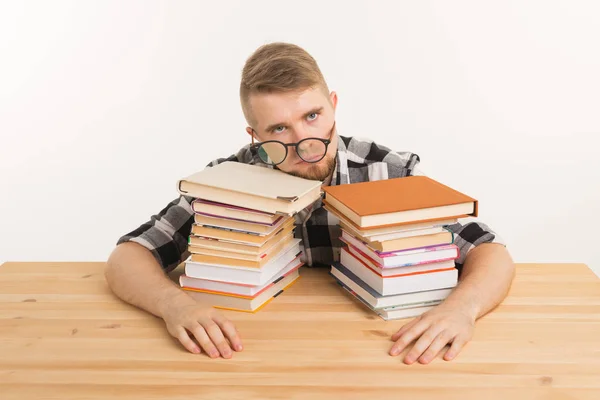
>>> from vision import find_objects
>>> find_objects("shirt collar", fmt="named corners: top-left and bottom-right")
top-left (330, 134), bottom-right (350, 187)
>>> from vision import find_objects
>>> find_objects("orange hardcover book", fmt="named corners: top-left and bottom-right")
top-left (323, 176), bottom-right (477, 228)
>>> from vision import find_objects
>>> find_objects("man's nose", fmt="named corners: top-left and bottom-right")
top-left (291, 124), bottom-right (311, 142)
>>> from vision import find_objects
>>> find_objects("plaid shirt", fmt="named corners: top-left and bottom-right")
top-left (117, 135), bottom-right (505, 274)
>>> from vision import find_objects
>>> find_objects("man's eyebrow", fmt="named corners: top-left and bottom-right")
top-left (264, 107), bottom-right (324, 133)
top-left (303, 106), bottom-right (324, 119)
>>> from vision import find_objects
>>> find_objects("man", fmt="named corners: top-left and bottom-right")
top-left (105, 42), bottom-right (515, 365)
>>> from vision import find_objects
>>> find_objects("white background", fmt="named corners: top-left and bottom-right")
top-left (1, 1), bottom-right (598, 276)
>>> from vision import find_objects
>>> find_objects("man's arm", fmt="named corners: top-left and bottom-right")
top-left (375, 148), bottom-right (515, 363)
top-left (438, 242), bottom-right (515, 324)
top-left (106, 241), bottom-right (190, 319)
top-left (105, 241), bottom-right (242, 358)
top-left (105, 150), bottom-right (251, 358)
top-left (387, 216), bottom-right (514, 363)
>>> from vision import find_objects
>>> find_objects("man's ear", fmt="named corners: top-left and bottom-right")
top-left (329, 91), bottom-right (338, 111)
top-left (246, 127), bottom-right (254, 138)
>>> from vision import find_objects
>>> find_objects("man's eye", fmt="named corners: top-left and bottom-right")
top-left (274, 126), bottom-right (285, 133)
top-left (307, 113), bottom-right (318, 121)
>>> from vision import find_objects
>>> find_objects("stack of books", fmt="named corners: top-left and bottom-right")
top-left (322, 176), bottom-right (478, 320)
top-left (174, 161), bottom-right (323, 312)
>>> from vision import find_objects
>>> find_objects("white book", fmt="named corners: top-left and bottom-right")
top-left (337, 282), bottom-right (439, 321)
top-left (340, 248), bottom-right (458, 296)
top-left (378, 305), bottom-right (437, 320)
top-left (330, 262), bottom-right (453, 309)
top-left (180, 259), bottom-right (302, 296)
top-left (185, 270), bottom-right (300, 312)
top-left (184, 239), bottom-right (301, 286)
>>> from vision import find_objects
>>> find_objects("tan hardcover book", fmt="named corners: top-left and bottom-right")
top-left (191, 237), bottom-right (300, 269)
top-left (192, 199), bottom-right (281, 224)
top-left (193, 212), bottom-right (287, 235)
top-left (178, 161), bottom-right (323, 215)
top-left (190, 234), bottom-right (294, 263)
top-left (190, 219), bottom-right (295, 246)
top-left (188, 226), bottom-right (292, 254)
top-left (343, 228), bottom-right (455, 253)
top-left (339, 219), bottom-right (447, 243)
top-left (323, 176), bottom-right (477, 228)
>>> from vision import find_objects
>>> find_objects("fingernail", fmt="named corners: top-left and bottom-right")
top-left (193, 347), bottom-right (200, 354)
top-left (210, 351), bottom-right (219, 358)
top-left (236, 344), bottom-right (243, 351)
top-left (390, 349), bottom-right (399, 356)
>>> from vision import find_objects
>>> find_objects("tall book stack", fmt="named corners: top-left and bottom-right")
top-left (322, 176), bottom-right (478, 320)
top-left (175, 161), bottom-right (323, 313)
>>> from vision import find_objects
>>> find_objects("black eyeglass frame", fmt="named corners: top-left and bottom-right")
top-left (250, 121), bottom-right (336, 166)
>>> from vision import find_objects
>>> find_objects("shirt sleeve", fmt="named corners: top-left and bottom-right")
top-left (116, 195), bottom-right (196, 272)
top-left (116, 150), bottom-right (248, 272)
top-left (444, 219), bottom-right (506, 272)
top-left (407, 161), bottom-right (507, 272)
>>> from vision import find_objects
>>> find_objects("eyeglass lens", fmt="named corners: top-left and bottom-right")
top-left (258, 139), bottom-right (327, 165)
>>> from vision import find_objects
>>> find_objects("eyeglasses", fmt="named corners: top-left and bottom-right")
top-left (250, 121), bottom-right (336, 166)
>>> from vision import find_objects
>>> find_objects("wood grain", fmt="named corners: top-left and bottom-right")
top-left (1, 261), bottom-right (599, 399)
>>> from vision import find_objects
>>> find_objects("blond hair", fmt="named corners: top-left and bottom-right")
top-left (240, 42), bottom-right (329, 125)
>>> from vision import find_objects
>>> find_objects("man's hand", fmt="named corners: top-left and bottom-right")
top-left (388, 243), bottom-right (515, 364)
top-left (388, 302), bottom-right (475, 364)
top-left (161, 295), bottom-right (243, 358)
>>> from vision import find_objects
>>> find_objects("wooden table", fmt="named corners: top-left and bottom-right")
top-left (1, 262), bottom-right (600, 399)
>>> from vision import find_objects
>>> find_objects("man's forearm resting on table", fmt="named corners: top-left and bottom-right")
top-left (105, 242), bottom-right (194, 319)
top-left (444, 243), bottom-right (515, 320)
top-left (106, 242), bottom-right (243, 358)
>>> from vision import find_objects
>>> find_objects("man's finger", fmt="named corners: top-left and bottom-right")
top-left (213, 313), bottom-right (243, 352)
top-left (203, 320), bottom-right (233, 359)
top-left (389, 320), bottom-right (430, 356)
top-left (391, 317), bottom-right (420, 341)
top-left (189, 323), bottom-right (220, 358)
top-left (444, 334), bottom-right (468, 361)
top-left (402, 326), bottom-right (445, 364)
top-left (175, 326), bottom-right (201, 354)
top-left (418, 330), bottom-right (453, 364)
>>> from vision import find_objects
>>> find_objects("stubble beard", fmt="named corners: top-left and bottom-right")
top-left (285, 154), bottom-right (336, 182)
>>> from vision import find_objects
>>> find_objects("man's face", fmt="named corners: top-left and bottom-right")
top-left (246, 87), bottom-right (338, 182)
